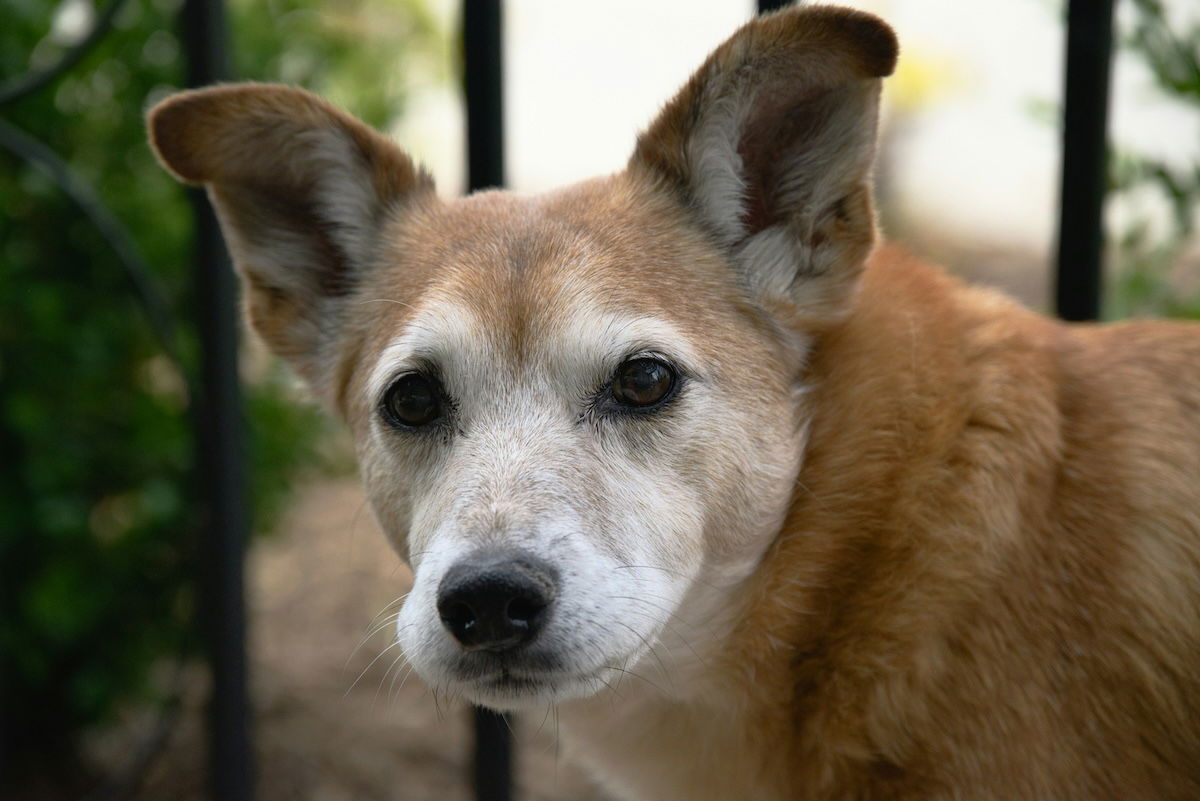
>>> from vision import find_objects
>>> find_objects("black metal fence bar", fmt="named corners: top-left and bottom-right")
top-left (1055, 0), bottom-right (1115, 321)
top-left (757, 0), bottom-right (791, 14)
top-left (463, 1), bottom-right (513, 799)
top-left (178, 0), bottom-right (254, 799)
top-left (465, 0), bottom-right (505, 192)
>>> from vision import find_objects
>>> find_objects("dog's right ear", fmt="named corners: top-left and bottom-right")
top-left (630, 6), bottom-right (897, 328)
top-left (147, 84), bottom-right (434, 395)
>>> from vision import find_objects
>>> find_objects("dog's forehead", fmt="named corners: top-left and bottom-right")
top-left (430, 190), bottom-right (665, 337)
top-left (419, 178), bottom-right (711, 320)
top-left (359, 177), bottom-right (739, 395)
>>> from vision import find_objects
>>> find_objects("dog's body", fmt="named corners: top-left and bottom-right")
top-left (149, 6), bottom-right (1200, 799)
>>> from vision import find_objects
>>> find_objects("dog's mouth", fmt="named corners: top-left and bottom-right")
top-left (478, 668), bottom-right (563, 695)
top-left (480, 669), bottom-right (542, 692)
top-left (467, 666), bottom-right (610, 708)
top-left (443, 650), bottom-right (614, 708)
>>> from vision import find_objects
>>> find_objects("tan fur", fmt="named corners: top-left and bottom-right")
top-left (147, 5), bottom-right (1200, 800)
top-left (555, 248), bottom-right (1200, 801)
top-left (633, 253), bottom-right (1200, 799)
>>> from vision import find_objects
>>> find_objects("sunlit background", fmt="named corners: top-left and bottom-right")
top-left (2, 0), bottom-right (1197, 799)
top-left (402, 0), bottom-right (1199, 307)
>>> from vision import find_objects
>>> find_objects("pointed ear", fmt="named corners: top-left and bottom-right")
top-left (630, 6), bottom-right (897, 326)
top-left (147, 83), bottom-right (435, 394)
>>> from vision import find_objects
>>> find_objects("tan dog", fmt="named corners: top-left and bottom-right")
top-left (148, 5), bottom-right (1200, 799)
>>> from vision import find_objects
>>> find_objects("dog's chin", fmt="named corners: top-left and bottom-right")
top-left (460, 668), bottom-right (610, 711)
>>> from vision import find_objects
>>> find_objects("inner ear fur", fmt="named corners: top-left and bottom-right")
top-left (147, 83), bottom-right (434, 394)
top-left (630, 6), bottom-right (898, 326)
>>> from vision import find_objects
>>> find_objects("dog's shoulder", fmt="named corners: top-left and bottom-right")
top-left (734, 244), bottom-right (1200, 798)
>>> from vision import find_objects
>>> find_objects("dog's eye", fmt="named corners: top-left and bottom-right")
top-left (381, 372), bottom-right (442, 428)
top-left (611, 358), bottom-right (676, 408)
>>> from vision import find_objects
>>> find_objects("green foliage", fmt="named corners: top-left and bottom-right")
top-left (1108, 0), bottom-right (1200, 319)
top-left (0, 0), bottom-right (442, 784)
top-left (231, 0), bottom-right (444, 130)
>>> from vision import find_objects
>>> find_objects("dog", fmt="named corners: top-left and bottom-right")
top-left (148, 5), bottom-right (1200, 799)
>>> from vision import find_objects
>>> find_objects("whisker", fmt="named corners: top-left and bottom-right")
top-left (375, 649), bottom-right (410, 706)
top-left (593, 672), bottom-right (624, 701)
top-left (606, 594), bottom-right (710, 664)
top-left (390, 662), bottom-right (418, 702)
top-left (554, 705), bottom-right (561, 764)
top-left (365, 593), bottom-right (409, 627)
top-left (343, 610), bottom-right (404, 671)
top-left (616, 603), bottom-right (710, 670)
top-left (614, 563), bottom-right (720, 591)
top-left (357, 297), bottom-right (416, 310)
top-left (603, 663), bottom-right (668, 697)
top-left (348, 495), bottom-right (374, 552)
top-left (535, 701), bottom-right (553, 737)
top-left (793, 477), bottom-right (832, 513)
top-left (344, 639), bottom-right (404, 696)
top-left (612, 619), bottom-right (675, 689)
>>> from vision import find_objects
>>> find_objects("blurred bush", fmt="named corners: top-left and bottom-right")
top-left (0, 0), bottom-right (442, 791)
top-left (1109, 0), bottom-right (1200, 318)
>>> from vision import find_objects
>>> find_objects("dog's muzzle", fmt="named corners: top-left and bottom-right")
top-left (436, 550), bottom-right (558, 652)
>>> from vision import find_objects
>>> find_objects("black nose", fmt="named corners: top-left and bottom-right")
top-left (436, 551), bottom-right (558, 652)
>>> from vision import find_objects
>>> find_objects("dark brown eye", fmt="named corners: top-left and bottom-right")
top-left (611, 358), bottom-right (676, 408)
top-left (381, 372), bottom-right (442, 428)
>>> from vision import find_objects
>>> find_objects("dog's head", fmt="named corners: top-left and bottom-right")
top-left (149, 6), bottom-right (896, 709)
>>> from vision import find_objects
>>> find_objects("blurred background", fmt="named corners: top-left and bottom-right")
top-left (1, 0), bottom-right (1197, 799)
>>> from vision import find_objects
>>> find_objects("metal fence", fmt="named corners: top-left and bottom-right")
top-left (0, 0), bottom-right (1115, 798)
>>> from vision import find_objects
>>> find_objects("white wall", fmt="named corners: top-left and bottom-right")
top-left (393, 0), bottom-right (1198, 253)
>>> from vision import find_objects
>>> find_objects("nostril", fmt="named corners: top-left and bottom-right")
top-left (442, 600), bottom-right (477, 638)
top-left (506, 594), bottom-right (545, 627)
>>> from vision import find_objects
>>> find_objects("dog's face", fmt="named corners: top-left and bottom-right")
top-left (350, 183), bottom-right (810, 706)
top-left (149, 7), bottom-right (896, 708)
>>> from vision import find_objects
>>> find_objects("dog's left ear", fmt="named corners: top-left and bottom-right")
top-left (630, 5), bottom-right (897, 325)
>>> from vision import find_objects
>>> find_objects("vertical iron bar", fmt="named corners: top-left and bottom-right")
top-left (179, 1), bottom-right (253, 800)
top-left (465, 0), bottom-right (505, 191)
top-left (1054, 0), bottom-right (1115, 321)
top-left (757, 0), bottom-right (791, 14)
top-left (463, 1), bottom-right (511, 800)
top-left (472, 707), bottom-right (513, 801)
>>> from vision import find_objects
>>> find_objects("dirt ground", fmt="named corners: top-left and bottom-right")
top-left (115, 478), bottom-right (607, 801)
